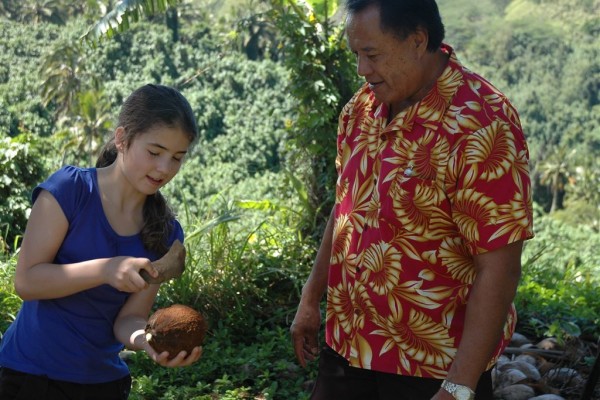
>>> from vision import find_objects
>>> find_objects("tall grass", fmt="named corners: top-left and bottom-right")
top-left (0, 251), bottom-right (20, 339)
top-left (157, 196), bottom-right (316, 339)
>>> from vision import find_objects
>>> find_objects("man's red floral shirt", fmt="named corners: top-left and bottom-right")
top-left (326, 44), bottom-right (534, 378)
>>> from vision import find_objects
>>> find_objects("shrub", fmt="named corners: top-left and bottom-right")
top-left (156, 195), bottom-right (317, 339)
top-left (517, 210), bottom-right (600, 341)
top-left (0, 132), bottom-right (50, 251)
top-left (0, 255), bottom-right (20, 339)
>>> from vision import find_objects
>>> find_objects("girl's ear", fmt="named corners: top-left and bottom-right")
top-left (114, 127), bottom-right (126, 151)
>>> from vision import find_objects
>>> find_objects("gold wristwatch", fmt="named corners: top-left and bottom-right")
top-left (441, 380), bottom-right (475, 400)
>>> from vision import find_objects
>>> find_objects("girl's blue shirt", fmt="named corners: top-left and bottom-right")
top-left (0, 165), bottom-right (183, 383)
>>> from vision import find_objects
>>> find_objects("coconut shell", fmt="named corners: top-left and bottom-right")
top-left (141, 240), bottom-right (186, 284)
top-left (145, 304), bottom-right (207, 359)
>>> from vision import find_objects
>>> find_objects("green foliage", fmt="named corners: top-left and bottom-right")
top-left (156, 196), bottom-right (316, 339)
top-left (0, 19), bottom-right (60, 137)
top-left (440, 0), bottom-right (600, 219)
top-left (81, 0), bottom-right (180, 45)
top-left (0, 255), bottom-right (20, 339)
top-left (517, 210), bottom-right (600, 341)
top-left (133, 198), bottom-right (318, 399)
top-left (0, 133), bottom-right (50, 250)
top-left (127, 324), bottom-right (315, 399)
top-left (267, 0), bottom-right (360, 233)
top-left (161, 51), bottom-right (296, 217)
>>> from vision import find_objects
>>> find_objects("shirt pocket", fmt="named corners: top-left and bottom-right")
top-left (381, 174), bottom-right (453, 239)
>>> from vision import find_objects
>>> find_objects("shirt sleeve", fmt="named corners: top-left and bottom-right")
top-left (450, 102), bottom-right (534, 255)
top-left (32, 166), bottom-right (92, 223)
top-left (170, 219), bottom-right (185, 244)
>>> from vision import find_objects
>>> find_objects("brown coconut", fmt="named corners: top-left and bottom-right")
top-left (145, 304), bottom-right (207, 359)
top-left (141, 240), bottom-right (186, 284)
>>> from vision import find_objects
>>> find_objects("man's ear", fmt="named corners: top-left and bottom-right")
top-left (412, 27), bottom-right (429, 55)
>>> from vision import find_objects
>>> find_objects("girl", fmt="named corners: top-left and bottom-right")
top-left (0, 84), bottom-right (201, 399)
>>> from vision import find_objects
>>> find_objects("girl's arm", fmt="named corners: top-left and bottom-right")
top-left (15, 190), bottom-right (158, 300)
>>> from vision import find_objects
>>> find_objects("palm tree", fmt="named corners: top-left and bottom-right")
top-left (56, 89), bottom-right (113, 165)
top-left (81, 0), bottom-right (180, 45)
top-left (39, 42), bottom-right (87, 119)
top-left (538, 145), bottom-right (575, 213)
top-left (567, 156), bottom-right (600, 231)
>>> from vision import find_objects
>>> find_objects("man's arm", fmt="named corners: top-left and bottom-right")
top-left (433, 240), bottom-right (524, 399)
top-left (290, 207), bottom-right (335, 367)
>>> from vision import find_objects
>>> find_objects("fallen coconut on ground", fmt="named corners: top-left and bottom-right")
top-left (145, 304), bottom-right (208, 359)
top-left (141, 239), bottom-right (186, 284)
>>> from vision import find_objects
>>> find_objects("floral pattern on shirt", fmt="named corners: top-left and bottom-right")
top-left (326, 44), bottom-right (534, 378)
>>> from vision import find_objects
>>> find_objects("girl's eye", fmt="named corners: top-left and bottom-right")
top-left (148, 151), bottom-right (159, 157)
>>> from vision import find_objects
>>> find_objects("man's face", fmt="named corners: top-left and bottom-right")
top-left (346, 5), bottom-right (428, 112)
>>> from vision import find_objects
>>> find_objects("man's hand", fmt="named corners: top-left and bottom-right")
top-left (290, 300), bottom-right (321, 368)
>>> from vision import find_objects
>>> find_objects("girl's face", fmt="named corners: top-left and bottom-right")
top-left (116, 124), bottom-right (191, 195)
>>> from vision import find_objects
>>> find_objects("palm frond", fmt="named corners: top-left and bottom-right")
top-left (80, 0), bottom-right (180, 47)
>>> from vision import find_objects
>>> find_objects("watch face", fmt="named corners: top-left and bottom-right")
top-left (456, 386), bottom-right (471, 400)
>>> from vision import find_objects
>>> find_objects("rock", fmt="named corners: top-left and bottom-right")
top-left (510, 332), bottom-right (532, 347)
top-left (544, 367), bottom-right (584, 388)
top-left (499, 360), bottom-right (542, 381)
top-left (145, 304), bottom-right (207, 359)
top-left (537, 337), bottom-right (562, 351)
top-left (493, 335), bottom-right (596, 399)
top-left (514, 354), bottom-right (537, 367)
top-left (519, 343), bottom-right (537, 350)
top-left (494, 383), bottom-right (535, 400)
top-left (497, 355), bottom-right (511, 367)
top-left (495, 368), bottom-right (529, 389)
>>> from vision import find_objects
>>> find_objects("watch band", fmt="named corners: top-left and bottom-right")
top-left (441, 379), bottom-right (475, 400)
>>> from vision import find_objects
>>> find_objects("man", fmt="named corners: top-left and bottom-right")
top-left (290, 0), bottom-right (534, 399)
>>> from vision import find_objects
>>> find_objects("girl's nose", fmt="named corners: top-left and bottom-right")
top-left (156, 156), bottom-right (171, 173)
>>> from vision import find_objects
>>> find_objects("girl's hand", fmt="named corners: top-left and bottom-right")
top-left (106, 256), bottom-right (158, 293)
top-left (145, 343), bottom-right (203, 367)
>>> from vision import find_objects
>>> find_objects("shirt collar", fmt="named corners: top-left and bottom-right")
top-left (371, 43), bottom-right (461, 132)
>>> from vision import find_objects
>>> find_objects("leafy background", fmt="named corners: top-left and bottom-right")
top-left (0, 0), bottom-right (599, 399)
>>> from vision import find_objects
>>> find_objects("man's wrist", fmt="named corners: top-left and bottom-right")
top-left (441, 379), bottom-right (475, 400)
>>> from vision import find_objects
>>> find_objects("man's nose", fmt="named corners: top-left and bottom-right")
top-left (356, 56), bottom-right (371, 77)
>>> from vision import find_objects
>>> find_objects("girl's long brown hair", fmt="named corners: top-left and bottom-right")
top-left (96, 84), bottom-right (198, 256)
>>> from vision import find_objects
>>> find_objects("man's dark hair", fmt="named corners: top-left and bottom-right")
top-left (345, 0), bottom-right (445, 51)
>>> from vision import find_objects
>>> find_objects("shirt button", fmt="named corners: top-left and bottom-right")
top-left (354, 308), bottom-right (361, 315)
top-left (381, 134), bottom-right (387, 141)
